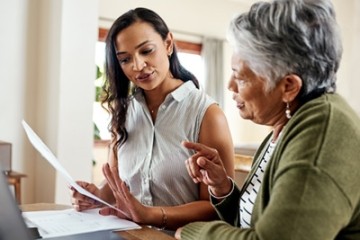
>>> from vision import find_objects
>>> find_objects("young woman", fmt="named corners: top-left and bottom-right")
top-left (71, 8), bottom-right (234, 231)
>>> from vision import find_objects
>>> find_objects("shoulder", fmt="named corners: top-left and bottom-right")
top-left (202, 103), bottom-right (227, 124)
top-left (292, 93), bottom-right (359, 131)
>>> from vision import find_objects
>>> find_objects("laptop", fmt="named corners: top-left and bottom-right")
top-left (0, 166), bottom-right (124, 240)
top-left (0, 167), bottom-right (33, 239)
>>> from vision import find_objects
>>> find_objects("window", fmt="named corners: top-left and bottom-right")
top-left (178, 52), bottom-right (205, 88)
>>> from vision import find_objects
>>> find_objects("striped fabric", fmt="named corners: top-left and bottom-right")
top-left (239, 140), bottom-right (277, 228)
top-left (117, 81), bottom-right (216, 207)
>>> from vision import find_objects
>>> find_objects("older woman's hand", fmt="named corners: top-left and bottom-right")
top-left (99, 163), bottom-right (150, 223)
top-left (182, 141), bottom-right (232, 197)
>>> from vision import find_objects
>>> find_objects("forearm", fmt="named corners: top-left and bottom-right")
top-left (181, 221), bottom-right (249, 240)
top-left (147, 200), bottom-right (217, 230)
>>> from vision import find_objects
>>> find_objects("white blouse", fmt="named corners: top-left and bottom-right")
top-left (117, 81), bottom-right (216, 207)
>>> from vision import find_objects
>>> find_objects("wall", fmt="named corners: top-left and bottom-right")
top-left (333, 0), bottom-right (360, 115)
top-left (0, 0), bottom-right (98, 204)
top-left (98, 0), bottom-right (249, 38)
top-left (0, 0), bottom-right (37, 203)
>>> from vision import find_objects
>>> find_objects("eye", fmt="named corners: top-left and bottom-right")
top-left (118, 56), bottom-right (131, 65)
top-left (141, 48), bottom-right (154, 55)
top-left (232, 75), bottom-right (246, 87)
top-left (235, 79), bottom-right (246, 87)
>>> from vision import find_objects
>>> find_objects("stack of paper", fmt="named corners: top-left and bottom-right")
top-left (21, 120), bottom-right (140, 238)
top-left (23, 208), bottom-right (140, 238)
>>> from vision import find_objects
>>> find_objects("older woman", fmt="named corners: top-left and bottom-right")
top-left (176, 0), bottom-right (360, 239)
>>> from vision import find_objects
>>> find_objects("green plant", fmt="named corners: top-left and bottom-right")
top-left (93, 65), bottom-right (105, 140)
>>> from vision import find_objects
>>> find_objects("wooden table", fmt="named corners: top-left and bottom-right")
top-left (6, 171), bottom-right (27, 204)
top-left (21, 203), bottom-right (176, 240)
top-left (234, 154), bottom-right (253, 188)
top-left (234, 154), bottom-right (253, 173)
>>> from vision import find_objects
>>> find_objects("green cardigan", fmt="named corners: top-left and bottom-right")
top-left (181, 94), bottom-right (360, 240)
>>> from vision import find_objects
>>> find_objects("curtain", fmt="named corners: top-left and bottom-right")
top-left (201, 37), bottom-right (224, 108)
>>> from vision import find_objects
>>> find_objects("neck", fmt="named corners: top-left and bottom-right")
top-left (144, 78), bottom-right (182, 108)
top-left (271, 120), bottom-right (288, 142)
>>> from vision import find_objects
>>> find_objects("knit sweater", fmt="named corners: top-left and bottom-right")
top-left (181, 93), bottom-right (360, 240)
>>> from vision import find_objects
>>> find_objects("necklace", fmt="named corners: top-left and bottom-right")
top-left (150, 107), bottom-right (158, 115)
top-left (149, 103), bottom-right (160, 115)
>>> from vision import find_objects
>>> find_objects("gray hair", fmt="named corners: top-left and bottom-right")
top-left (228, 0), bottom-right (343, 101)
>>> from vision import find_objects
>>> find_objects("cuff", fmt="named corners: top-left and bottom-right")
top-left (181, 221), bottom-right (208, 240)
top-left (209, 177), bottom-right (235, 202)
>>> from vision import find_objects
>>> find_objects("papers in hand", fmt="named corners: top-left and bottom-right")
top-left (23, 208), bottom-right (141, 238)
top-left (21, 120), bottom-right (117, 211)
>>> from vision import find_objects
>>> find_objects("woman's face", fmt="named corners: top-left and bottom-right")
top-left (114, 21), bottom-right (172, 90)
top-left (228, 53), bottom-right (285, 126)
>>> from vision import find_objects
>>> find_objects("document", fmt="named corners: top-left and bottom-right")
top-left (21, 120), bottom-right (120, 212)
top-left (23, 208), bottom-right (141, 238)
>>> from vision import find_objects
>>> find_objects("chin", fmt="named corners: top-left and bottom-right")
top-left (238, 111), bottom-right (247, 119)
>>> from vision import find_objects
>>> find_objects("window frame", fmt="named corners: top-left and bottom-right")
top-left (98, 27), bottom-right (202, 54)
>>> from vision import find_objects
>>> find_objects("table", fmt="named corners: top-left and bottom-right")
top-left (6, 171), bottom-right (27, 204)
top-left (234, 154), bottom-right (253, 188)
top-left (21, 203), bottom-right (176, 240)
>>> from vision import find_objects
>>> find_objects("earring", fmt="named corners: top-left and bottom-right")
top-left (285, 102), bottom-right (291, 119)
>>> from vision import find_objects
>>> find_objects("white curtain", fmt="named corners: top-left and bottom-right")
top-left (201, 37), bottom-right (224, 108)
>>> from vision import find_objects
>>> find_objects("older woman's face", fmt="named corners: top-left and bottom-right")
top-left (228, 53), bottom-right (285, 126)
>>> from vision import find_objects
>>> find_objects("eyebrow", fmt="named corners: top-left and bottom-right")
top-left (116, 40), bottom-right (151, 56)
top-left (231, 67), bottom-right (240, 73)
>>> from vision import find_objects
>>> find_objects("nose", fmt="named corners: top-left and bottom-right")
top-left (132, 56), bottom-right (146, 71)
top-left (227, 77), bottom-right (238, 93)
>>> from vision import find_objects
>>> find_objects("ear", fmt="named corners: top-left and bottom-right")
top-left (281, 74), bottom-right (303, 102)
top-left (165, 32), bottom-right (174, 55)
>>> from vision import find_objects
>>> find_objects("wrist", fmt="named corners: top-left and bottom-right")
top-left (146, 207), bottom-right (167, 229)
top-left (208, 176), bottom-right (234, 199)
top-left (159, 207), bottom-right (167, 230)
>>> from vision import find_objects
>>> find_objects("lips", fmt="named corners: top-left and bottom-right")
top-left (136, 71), bottom-right (154, 82)
top-left (237, 102), bottom-right (245, 109)
top-left (232, 94), bottom-right (245, 109)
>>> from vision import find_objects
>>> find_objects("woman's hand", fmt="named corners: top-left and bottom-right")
top-left (99, 163), bottom-right (149, 223)
top-left (182, 141), bottom-right (232, 197)
top-left (70, 181), bottom-right (103, 211)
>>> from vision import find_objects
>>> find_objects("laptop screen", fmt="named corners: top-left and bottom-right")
top-left (0, 167), bottom-right (32, 240)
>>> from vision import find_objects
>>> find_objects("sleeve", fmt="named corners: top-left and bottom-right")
top-left (180, 101), bottom-right (355, 240)
top-left (210, 183), bottom-right (241, 227)
top-left (181, 164), bottom-right (352, 240)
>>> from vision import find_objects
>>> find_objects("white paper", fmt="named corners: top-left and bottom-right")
top-left (21, 120), bottom-right (120, 212)
top-left (23, 208), bottom-right (141, 238)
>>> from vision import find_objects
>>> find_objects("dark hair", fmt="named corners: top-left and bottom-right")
top-left (102, 7), bottom-right (199, 152)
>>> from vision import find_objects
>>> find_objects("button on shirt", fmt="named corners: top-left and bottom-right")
top-left (118, 81), bottom-right (216, 206)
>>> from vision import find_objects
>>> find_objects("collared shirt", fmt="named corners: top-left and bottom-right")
top-left (118, 81), bottom-right (216, 206)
